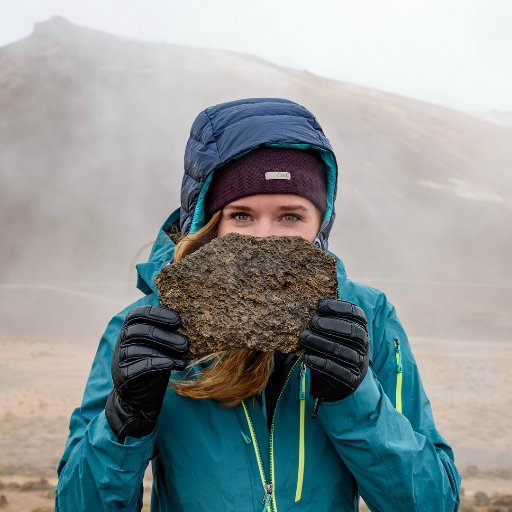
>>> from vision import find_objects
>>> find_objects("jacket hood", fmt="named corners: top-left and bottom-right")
top-left (181, 98), bottom-right (338, 244)
top-left (137, 98), bottom-right (340, 294)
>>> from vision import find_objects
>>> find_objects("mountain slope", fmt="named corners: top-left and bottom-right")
top-left (1, 17), bottom-right (511, 340)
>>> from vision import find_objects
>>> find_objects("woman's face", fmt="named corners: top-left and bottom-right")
top-left (216, 194), bottom-right (323, 242)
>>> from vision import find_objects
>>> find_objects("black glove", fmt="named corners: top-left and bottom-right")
top-left (299, 299), bottom-right (369, 403)
top-left (105, 305), bottom-right (189, 442)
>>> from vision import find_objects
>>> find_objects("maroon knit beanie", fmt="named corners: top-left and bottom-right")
top-left (205, 147), bottom-right (327, 217)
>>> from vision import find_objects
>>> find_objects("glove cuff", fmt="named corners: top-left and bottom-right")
top-left (105, 391), bottom-right (157, 443)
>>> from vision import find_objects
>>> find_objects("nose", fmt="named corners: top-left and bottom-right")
top-left (251, 220), bottom-right (274, 238)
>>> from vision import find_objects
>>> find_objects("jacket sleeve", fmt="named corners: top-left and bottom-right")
top-left (55, 295), bottom-right (159, 512)
top-left (316, 293), bottom-right (461, 512)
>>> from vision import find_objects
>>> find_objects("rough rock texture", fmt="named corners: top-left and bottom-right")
top-left (155, 233), bottom-right (338, 357)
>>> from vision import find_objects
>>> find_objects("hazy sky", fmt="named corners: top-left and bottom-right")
top-left (1, 0), bottom-right (511, 112)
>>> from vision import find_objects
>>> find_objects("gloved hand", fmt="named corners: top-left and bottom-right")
top-left (299, 299), bottom-right (369, 403)
top-left (105, 305), bottom-right (189, 442)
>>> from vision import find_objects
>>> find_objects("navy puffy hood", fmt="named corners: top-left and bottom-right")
top-left (180, 98), bottom-right (338, 249)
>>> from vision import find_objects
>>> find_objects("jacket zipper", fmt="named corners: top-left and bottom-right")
top-left (242, 357), bottom-right (303, 512)
top-left (295, 362), bottom-right (306, 502)
top-left (269, 357), bottom-right (302, 512)
top-left (394, 338), bottom-right (403, 413)
top-left (241, 401), bottom-right (272, 511)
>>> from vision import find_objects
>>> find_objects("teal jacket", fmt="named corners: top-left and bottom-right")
top-left (56, 99), bottom-right (460, 511)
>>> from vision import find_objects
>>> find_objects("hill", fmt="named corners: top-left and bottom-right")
top-left (0, 16), bottom-right (511, 341)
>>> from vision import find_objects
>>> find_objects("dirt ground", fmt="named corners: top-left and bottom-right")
top-left (0, 335), bottom-right (510, 511)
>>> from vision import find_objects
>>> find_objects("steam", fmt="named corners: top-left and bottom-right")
top-left (0, 17), bottom-right (511, 341)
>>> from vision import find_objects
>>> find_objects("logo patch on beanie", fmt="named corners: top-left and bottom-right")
top-left (265, 171), bottom-right (291, 180)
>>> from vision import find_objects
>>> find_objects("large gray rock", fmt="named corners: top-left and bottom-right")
top-left (155, 233), bottom-right (338, 357)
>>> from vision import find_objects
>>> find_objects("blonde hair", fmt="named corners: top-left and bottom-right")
top-left (171, 211), bottom-right (274, 406)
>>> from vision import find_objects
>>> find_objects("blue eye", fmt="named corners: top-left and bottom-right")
top-left (232, 212), bottom-right (251, 222)
top-left (282, 213), bottom-right (301, 222)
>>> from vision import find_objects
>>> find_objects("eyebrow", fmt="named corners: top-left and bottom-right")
top-left (224, 204), bottom-right (310, 212)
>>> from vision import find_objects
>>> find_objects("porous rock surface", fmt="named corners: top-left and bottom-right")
top-left (155, 233), bottom-right (338, 357)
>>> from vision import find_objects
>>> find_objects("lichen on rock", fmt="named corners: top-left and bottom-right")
top-left (155, 233), bottom-right (338, 358)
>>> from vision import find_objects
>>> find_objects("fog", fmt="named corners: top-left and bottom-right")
top-left (1, 0), bottom-right (512, 112)
top-left (0, 17), bottom-right (511, 343)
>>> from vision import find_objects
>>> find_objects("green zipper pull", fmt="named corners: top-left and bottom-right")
top-left (394, 338), bottom-right (403, 413)
top-left (299, 363), bottom-right (306, 400)
top-left (261, 483), bottom-right (273, 511)
top-left (395, 338), bottom-right (403, 373)
top-left (241, 430), bottom-right (252, 445)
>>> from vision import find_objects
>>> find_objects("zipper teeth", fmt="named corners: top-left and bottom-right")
top-left (269, 357), bottom-right (303, 512)
top-left (241, 401), bottom-right (269, 491)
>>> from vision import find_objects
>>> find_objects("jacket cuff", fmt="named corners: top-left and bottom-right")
top-left (86, 410), bottom-right (156, 473)
top-left (317, 369), bottom-right (382, 433)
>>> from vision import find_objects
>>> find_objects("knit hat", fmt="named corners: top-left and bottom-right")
top-left (205, 147), bottom-right (327, 217)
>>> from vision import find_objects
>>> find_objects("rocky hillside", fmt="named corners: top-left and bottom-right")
top-left (1, 17), bottom-right (510, 340)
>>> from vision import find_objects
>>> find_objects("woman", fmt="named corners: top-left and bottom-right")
top-left (56, 98), bottom-right (461, 511)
